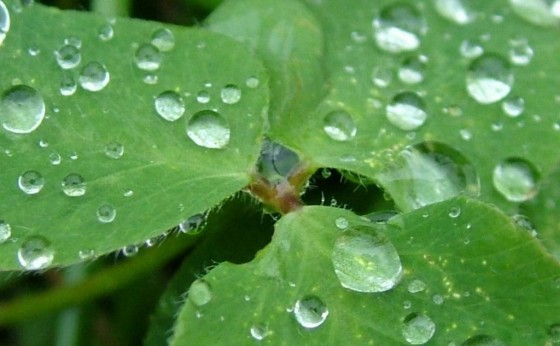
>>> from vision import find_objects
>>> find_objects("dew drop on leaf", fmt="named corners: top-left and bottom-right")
top-left (332, 225), bottom-right (402, 292)
top-left (78, 249), bottom-right (95, 260)
top-left (0, 1), bottom-right (9, 45)
top-left (323, 110), bottom-right (357, 141)
top-left (104, 142), bottom-right (124, 159)
top-left (121, 244), bottom-right (138, 257)
top-left (245, 76), bottom-right (260, 88)
top-left (334, 216), bottom-right (349, 230)
top-left (501, 95), bottom-right (525, 117)
top-left (249, 324), bottom-right (271, 340)
top-left (386, 91), bottom-right (427, 131)
top-left (61, 173), bottom-right (87, 197)
top-left (220, 84), bottom-right (241, 104)
top-left (97, 23), bottom-right (114, 41)
top-left (186, 110), bottom-right (230, 149)
top-left (18, 236), bottom-right (54, 270)
top-left (461, 334), bottom-right (506, 345)
top-left (407, 279), bottom-right (427, 293)
top-left (134, 43), bottom-right (162, 71)
top-left (548, 323), bottom-right (560, 344)
top-left (508, 37), bottom-right (534, 66)
top-left (18, 170), bottom-right (45, 195)
top-left (151, 28), bottom-right (175, 52)
top-left (398, 55), bottom-right (426, 84)
top-left (154, 90), bottom-right (185, 121)
top-left (196, 90), bottom-right (210, 104)
top-left (293, 295), bottom-right (329, 329)
top-left (402, 312), bottom-right (436, 345)
top-left (372, 66), bottom-right (393, 88)
top-left (0, 85), bottom-right (45, 134)
top-left (60, 72), bottom-right (77, 96)
top-left (79, 61), bottom-right (110, 92)
top-left (96, 204), bottom-right (116, 223)
top-left (432, 294), bottom-right (445, 305)
top-left (189, 279), bottom-right (212, 307)
top-left (492, 158), bottom-right (539, 202)
top-left (55, 44), bottom-right (81, 69)
top-left (373, 3), bottom-right (426, 53)
top-left (459, 38), bottom-right (484, 59)
top-left (512, 214), bottom-right (537, 237)
top-left (49, 152), bottom-right (61, 165)
top-left (0, 220), bottom-right (11, 244)
top-left (433, 0), bottom-right (475, 24)
top-left (179, 213), bottom-right (207, 235)
top-left (448, 206), bottom-right (461, 218)
top-left (466, 53), bottom-right (513, 104)
top-left (509, 0), bottom-right (560, 27)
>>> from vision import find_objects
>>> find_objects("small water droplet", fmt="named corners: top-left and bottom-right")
top-left (55, 44), bottom-right (81, 69)
top-left (407, 279), bottom-right (427, 293)
top-left (386, 91), bottom-right (427, 131)
top-left (134, 43), bottom-right (162, 71)
top-left (38, 139), bottom-right (48, 148)
top-left (0, 85), bottom-right (45, 134)
top-left (372, 66), bottom-right (393, 88)
top-left (509, 0), bottom-right (560, 27)
top-left (98, 23), bottom-right (114, 41)
top-left (459, 129), bottom-right (472, 141)
top-left (0, 1), bottom-right (10, 45)
top-left (189, 279), bottom-right (212, 306)
top-left (151, 28), bottom-right (175, 52)
top-left (335, 216), bottom-right (349, 230)
top-left (186, 110), bottom-right (230, 149)
top-left (60, 72), bottom-right (77, 96)
top-left (220, 84), bottom-right (241, 104)
top-left (493, 158), bottom-right (539, 202)
top-left (96, 204), bottom-right (116, 223)
top-left (501, 95), bottom-right (525, 117)
top-left (18, 236), bottom-right (54, 270)
top-left (27, 45), bottom-right (40, 56)
top-left (461, 335), bottom-right (505, 346)
top-left (49, 152), bottom-right (61, 165)
top-left (350, 30), bottom-right (367, 43)
top-left (332, 225), bottom-right (402, 292)
top-left (508, 37), bottom-right (533, 66)
top-left (432, 294), bottom-right (445, 305)
top-left (434, 0), bottom-right (475, 24)
top-left (548, 323), bottom-right (560, 343)
top-left (466, 53), bottom-right (513, 104)
top-left (121, 244), bottom-right (138, 257)
top-left (402, 313), bottom-right (436, 345)
top-left (399, 55), bottom-right (426, 84)
top-left (250, 324), bottom-right (271, 341)
top-left (512, 214), bottom-right (537, 237)
top-left (323, 110), bottom-right (357, 141)
top-left (459, 39), bottom-right (484, 59)
top-left (448, 206), bottom-right (461, 218)
top-left (179, 213), bottom-right (207, 235)
top-left (154, 90), bottom-right (185, 121)
top-left (246, 76), bottom-right (260, 88)
top-left (123, 189), bottom-right (134, 197)
top-left (0, 220), bottom-right (12, 244)
top-left (104, 142), bottom-right (124, 159)
top-left (79, 61), bottom-right (110, 92)
top-left (196, 90), bottom-right (210, 104)
top-left (403, 300), bottom-right (412, 309)
top-left (18, 170), bottom-right (44, 195)
top-left (61, 173), bottom-right (87, 197)
top-left (69, 151), bottom-right (78, 160)
top-left (78, 248), bottom-right (95, 260)
top-left (293, 295), bottom-right (329, 329)
top-left (373, 3), bottom-right (426, 53)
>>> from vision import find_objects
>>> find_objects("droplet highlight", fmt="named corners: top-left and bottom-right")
top-left (0, 220), bottom-right (11, 244)
top-left (0, 1), bottom-right (10, 45)
top-left (434, 0), bottom-right (474, 24)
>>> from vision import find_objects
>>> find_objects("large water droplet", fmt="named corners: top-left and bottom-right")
top-left (509, 0), bottom-right (560, 27)
top-left (386, 92), bottom-right (427, 131)
top-left (332, 225), bottom-right (402, 292)
top-left (466, 54), bottom-right (513, 104)
top-left (220, 84), bottom-right (241, 104)
top-left (407, 279), bottom-right (427, 293)
top-left (97, 204), bottom-right (116, 223)
top-left (373, 3), bottom-right (426, 53)
top-left (323, 110), bottom-right (357, 141)
top-left (79, 61), bottom-right (110, 92)
top-left (18, 236), bottom-right (54, 270)
top-left (402, 313), bottom-right (436, 345)
top-left (399, 55), bottom-right (426, 84)
top-left (434, 0), bottom-right (475, 24)
top-left (154, 90), bottom-right (185, 121)
top-left (18, 170), bottom-right (45, 194)
top-left (0, 1), bottom-right (10, 45)
top-left (105, 142), bottom-right (124, 159)
top-left (461, 335), bottom-right (506, 346)
top-left (60, 72), bottom-right (77, 96)
top-left (250, 324), bottom-right (271, 341)
top-left (501, 95), bottom-right (525, 117)
top-left (61, 173), bottom-right (87, 197)
top-left (151, 28), bottom-right (175, 52)
top-left (0, 85), bottom-right (45, 134)
top-left (189, 279), bottom-right (212, 306)
top-left (134, 43), bottom-right (162, 71)
top-left (55, 44), bottom-right (81, 69)
top-left (293, 295), bottom-right (329, 329)
top-left (186, 110), bottom-right (230, 149)
top-left (0, 220), bottom-right (12, 244)
top-left (493, 158), bottom-right (539, 202)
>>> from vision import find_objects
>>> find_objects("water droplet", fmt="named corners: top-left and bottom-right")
top-left (55, 44), bottom-right (81, 69)
top-left (373, 3), bottom-right (426, 53)
top-left (460, 39), bottom-right (484, 59)
top-left (61, 173), bottom-right (87, 197)
top-left (466, 54), bottom-right (514, 104)
top-left (186, 110), bottom-right (230, 149)
top-left (18, 170), bottom-right (45, 194)
top-left (402, 313), bottom-right (436, 345)
top-left (151, 28), bottom-right (175, 52)
top-left (0, 220), bottom-right (11, 244)
top-left (196, 90), bottom-right (210, 104)
top-left (512, 214), bottom-right (537, 237)
top-left (246, 76), bottom-right (260, 88)
top-left (293, 295), bottom-right (329, 329)
top-left (69, 151), bottom-right (78, 160)
top-left (372, 66), bottom-right (393, 88)
top-left (154, 90), bottom-right (185, 121)
top-left (143, 74), bottom-right (158, 85)
top-left (323, 110), bottom-right (357, 141)
top-left (332, 225), bottom-right (402, 292)
top-left (432, 294), bottom-right (445, 305)
top-left (98, 23), bottom-right (113, 41)
top-left (18, 236), bottom-right (54, 270)
top-left (64, 36), bottom-right (81, 48)
top-left (78, 249), bottom-right (95, 260)
top-left (179, 213), bottom-right (207, 234)
top-left (0, 1), bottom-right (10, 45)
top-left (189, 279), bottom-right (212, 306)
top-left (501, 95), bottom-right (525, 117)
top-left (459, 129), bottom-right (472, 141)
top-left (508, 37), bottom-right (534, 66)
top-left (123, 189), bottom-right (134, 197)
top-left (434, 0), bottom-right (475, 24)
top-left (27, 45), bottom-right (40, 56)
top-left (407, 279), bottom-right (427, 293)
top-left (220, 84), bottom-right (241, 104)
top-left (492, 158), bottom-right (539, 202)
top-left (548, 323), bottom-right (560, 344)
top-left (60, 72), bottom-right (77, 96)
top-left (79, 61), bottom-right (110, 92)
top-left (96, 204), bottom-right (116, 223)
top-left (250, 324), bottom-right (271, 341)
top-left (134, 43), bottom-right (162, 71)
top-left (461, 335), bottom-right (505, 346)
top-left (334, 216), bottom-right (349, 230)
top-left (448, 206), bottom-right (461, 218)
top-left (509, 0), bottom-right (560, 27)
top-left (49, 152), bottom-right (61, 165)
top-left (386, 92), bottom-right (427, 131)
top-left (105, 142), bottom-right (124, 159)
top-left (0, 85), bottom-right (45, 134)
top-left (399, 55), bottom-right (426, 84)
top-left (122, 244), bottom-right (138, 257)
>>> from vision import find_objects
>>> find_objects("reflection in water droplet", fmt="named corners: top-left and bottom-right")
top-left (61, 173), bottom-right (87, 197)
top-left (60, 72), bottom-right (77, 96)
top-left (105, 142), bottom-right (124, 159)
top-left (55, 44), bottom-right (81, 69)
top-left (373, 3), bottom-right (426, 53)
top-left (155, 91), bottom-right (185, 121)
top-left (189, 279), bottom-right (212, 306)
top-left (97, 204), bottom-right (116, 223)
top-left (0, 1), bottom-right (10, 45)
top-left (98, 23), bottom-right (113, 41)
top-left (18, 170), bottom-right (45, 195)
top-left (466, 54), bottom-right (513, 104)
top-left (0, 85), bottom-right (45, 134)
top-left (332, 225), bottom-right (402, 292)
top-left (220, 84), bottom-right (241, 104)
top-left (250, 324), bottom-right (271, 341)
top-left (134, 44), bottom-right (162, 71)
top-left (151, 28), bottom-right (175, 52)
top-left (407, 279), bottom-right (427, 293)
top-left (335, 216), bottom-right (349, 230)
top-left (179, 213), bottom-right (206, 235)
top-left (0, 220), bottom-right (12, 244)
top-left (493, 158), bottom-right (539, 202)
top-left (501, 95), bottom-right (525, 117)
top-left (402, 313), bottom-right (436, 345)
top-left (186, 110), bottom-right (230, 149)
top-left (386, 92), bottom-right (427, 131)
top-left (399, 56), bottom-right (426, 84)
top-left (293, 295), bottom-right (329, 329)
top-left (509, 37), bottom-right (534, 66)
top-left (18, 236), bottom-right (54, 270)
top-left (79, 61), bottom-right (110, 92)
top-left (323, 110), bottom-right (357, 141)
top-left (461, 334), bottom-right (506, 346)
top-left (460, 39), bottom-right (484, 59)
top-left (434, 0), bottom-right (474, 24)
top-left (509, 0), bottom-right (560, 27)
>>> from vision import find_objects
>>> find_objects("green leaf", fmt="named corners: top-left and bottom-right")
top-left (0, 1), bottom-right (268, 270)
top-left (171, 198), bottom-right (560, 344)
